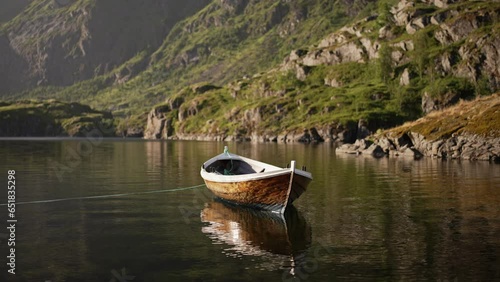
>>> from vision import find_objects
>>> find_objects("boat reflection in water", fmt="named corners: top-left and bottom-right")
top-left (201, 200), bottom-right (311, 274)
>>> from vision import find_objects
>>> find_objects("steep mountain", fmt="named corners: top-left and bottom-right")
top-left (144, 0), bottom-right (500, 142)
top-left (1, 0), bottom-right (499, 142)
top-left (0, 0), bottom-right (210, 94)
top-left (1, 0), bottom-right (378, 119)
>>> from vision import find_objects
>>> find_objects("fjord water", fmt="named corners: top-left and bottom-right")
top-left (1, 139), bottom-right (499, 281)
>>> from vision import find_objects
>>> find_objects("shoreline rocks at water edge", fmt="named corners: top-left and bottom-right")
top-left (336, 132), bottom-right (500, 163)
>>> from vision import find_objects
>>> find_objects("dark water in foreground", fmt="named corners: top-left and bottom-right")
top-left (0, 139), bottom-right (499, 281)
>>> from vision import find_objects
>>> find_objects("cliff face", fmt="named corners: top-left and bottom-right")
top-left (282, 0), bottom-right (500, 95)
top-left (3, 0), bottom-right (377, 114)
top-left (0, 0), bottom-right (210, 94)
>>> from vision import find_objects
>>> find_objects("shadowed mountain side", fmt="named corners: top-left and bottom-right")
top-left (0, 0), bottom-right (211, 93)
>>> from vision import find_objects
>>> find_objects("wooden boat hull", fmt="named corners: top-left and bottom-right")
top-left (200, 150), bottom-right (312, 213)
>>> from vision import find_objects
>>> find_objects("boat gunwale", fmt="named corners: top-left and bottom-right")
top-left (200, 153), bottom-right (312, 183)
top-left (201, 167), bottom-right (292, 183)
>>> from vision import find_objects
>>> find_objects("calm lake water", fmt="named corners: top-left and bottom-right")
top-left (1, 139), bottom-right (499, 281)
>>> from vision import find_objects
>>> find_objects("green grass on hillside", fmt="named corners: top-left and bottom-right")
top-left (0, 100), bottom-right (115, 136)
top-left (387, 94), bottom-right (500, 139)
top-left (4, 0), bottom-right (500, 137)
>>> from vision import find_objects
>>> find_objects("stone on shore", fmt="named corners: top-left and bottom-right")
top-left (362, 144), bottom-right (385, 158)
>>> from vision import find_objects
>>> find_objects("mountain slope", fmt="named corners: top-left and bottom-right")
top-left (0, 0), bottom-right (210, 94)
top-left (2, 0), bottom-right (379, 116)
top-left (144, 0), bottom-right (500, 141)
top-left (1, 0), bottom-right (499, 141)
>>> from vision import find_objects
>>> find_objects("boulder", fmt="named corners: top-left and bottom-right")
top-left (391, 0), bottom-right (415, 26)
top-left (431, 140), bottom-right (445, 157)
top-left (428, 0), bottom-right (457, 8)
top-left (123, 127), bottom-right (144, 138)
top-left (324, 77), bottom-right (342, 88)
top-left (376, 136), bottom-right (396, 153)
top-left (378, 25), bottom-right (394, 40)
top-left (357, 119), bottom-right (371, 139)
top-left (402, 147), bottom-right (424, 159)
top-left (298, 128), bottom-right (324, 143)
top-left (362, 144), bottom-right (385, 158)
top-left (400, 68), bottom-right (412, 86)
top-left (354, 138), bottom-right (371, 150)
top-left (335, 143), bottom-right (360, 155)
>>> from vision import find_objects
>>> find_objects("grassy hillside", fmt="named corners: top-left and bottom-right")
top-left (0, 100), bottom-right (114, 137)
top-left (2, 0), bottom-right (499, 139)
top-left (4, 0), bottom-right (380, 117)
top-left (386, 94), bottom-right (500, 140)
top-left (145, 0), bottom-right (499, 140)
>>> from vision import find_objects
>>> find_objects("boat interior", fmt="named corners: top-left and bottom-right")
top-left (205, 159), bottom-right (265, 175)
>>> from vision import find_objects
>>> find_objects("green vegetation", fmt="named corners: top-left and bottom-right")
top-left (5, 0), bottom-right (376, 118)
top-left (2, 0), bottom-right (500, 138)
top-left (0, 100), bottom-right (114, 136)
top-left (388, 94), bottom-right (500, 139)
top-left (164, 59), bottom-right (414, 136)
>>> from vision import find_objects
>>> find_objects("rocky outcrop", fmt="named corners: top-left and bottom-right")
top-left (336, 94), bottom-right (500, 162)
top-left (280, 15), bottom-right (381, 78)
top-left (376, 133), bottom-right (498, 162)
top-left (279, 0), bottom-right (500, 97)
top-left (392, 2), bottom-right (500, 92)
top-left (143, 104), bottom-right (175, 139)
top-left (337, 133), bottom-right (499, 162)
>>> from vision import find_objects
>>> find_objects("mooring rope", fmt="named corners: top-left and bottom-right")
top-left (0, 184), bottom-right (206, 206)
top-left (223, 145), bottom-right (234, 175)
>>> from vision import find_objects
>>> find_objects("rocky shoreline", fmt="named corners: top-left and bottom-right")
top-left (338, 94), bottom-right (500, 163)
top-left (336, 132), bottom-right (500, 163)
top-left (141, 122), bottom-right (500, 163)
top-left (143, 94), bottom-right (500, 163)
top-left (152, 129), bottom-right (500, 163)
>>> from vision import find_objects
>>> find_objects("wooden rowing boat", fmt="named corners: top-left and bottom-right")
top-left (200, 147), bottom-right (312, 213)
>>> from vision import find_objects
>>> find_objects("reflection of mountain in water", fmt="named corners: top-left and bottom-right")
top-left (200, 200), bottom-right (311, 272)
